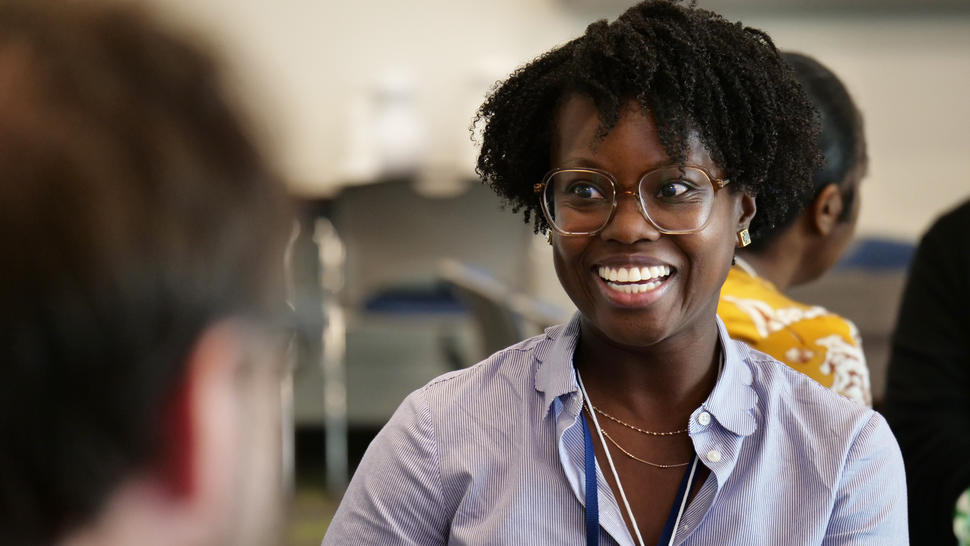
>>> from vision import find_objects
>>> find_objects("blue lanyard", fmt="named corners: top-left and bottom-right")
top-left (583, 410), bottom-right (697, 546)
top-left (583, 416), bottom-right (599, 546)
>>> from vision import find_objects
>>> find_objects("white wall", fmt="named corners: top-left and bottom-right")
top-left (141, 0), bottom-right (970, 241)
top-left (142, 0), bottom-right (587, 192)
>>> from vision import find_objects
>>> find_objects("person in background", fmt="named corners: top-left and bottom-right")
top-left (322, 2), bottom-right (906, 544)
top-left (0, 2), bottom-right (292, 545)
top-left (717, 51), bottom-right (871, 405)
top-left (884, 199), bottom-right (970, 545)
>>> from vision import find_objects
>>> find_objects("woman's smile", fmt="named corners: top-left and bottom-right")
top-left (593, 262), bottom-right (675, 305)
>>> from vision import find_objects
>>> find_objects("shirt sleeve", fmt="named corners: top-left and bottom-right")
top-left (321, 388), bottom-right (449, 546)
top-left (823, 412), bottom-right (908, 545)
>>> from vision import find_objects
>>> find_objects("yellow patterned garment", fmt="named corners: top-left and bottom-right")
top-left (717, 265), bottom-right (871, 406)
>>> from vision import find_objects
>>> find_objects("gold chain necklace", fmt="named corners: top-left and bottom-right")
top-left (591, 405), bottom-right (688, 436)
top-left (599, 428), bottom-right (691, 469)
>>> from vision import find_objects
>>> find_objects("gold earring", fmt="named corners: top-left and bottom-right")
top-left (545, 230), bottom-right (552, 246)
top-left (737, 228), bottom-right (751, 248)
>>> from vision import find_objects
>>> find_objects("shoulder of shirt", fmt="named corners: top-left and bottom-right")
top-left (731, 338), bottom-right (873, 428)
top-left (417, 331), bottom-right (546, 395)
top-left (923, 199), bottom-right (970, 257)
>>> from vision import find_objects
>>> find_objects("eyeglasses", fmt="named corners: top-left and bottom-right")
top-left (534, 165), bottom-right (730, 236)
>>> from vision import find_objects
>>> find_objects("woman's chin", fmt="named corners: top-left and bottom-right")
top-left (581, 311), bottom-right (675, 350)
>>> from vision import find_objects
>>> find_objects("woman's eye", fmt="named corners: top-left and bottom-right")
top-left (658, 180), bottom-right (691, 198)
top-left (569, 183), bottom-right (605, 199)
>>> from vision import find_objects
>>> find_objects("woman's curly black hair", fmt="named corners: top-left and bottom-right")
top-left (474, 0), bottom-right (821, 242)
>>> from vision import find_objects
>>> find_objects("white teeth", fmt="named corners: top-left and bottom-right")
top-left (606, 280), bottom-right (663, 294)
top-left (598, 265), bottom-right (672, 283)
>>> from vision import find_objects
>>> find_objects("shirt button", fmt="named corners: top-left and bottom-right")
top-left (707, 449), bottom-right (722, 463)
top-left (697, 411), bottom-right (711, 426)
top-left (681, 524), bottom-right (689, 532)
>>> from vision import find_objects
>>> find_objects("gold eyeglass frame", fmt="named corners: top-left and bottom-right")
top-left (533, 165), bottom-right (731, 237)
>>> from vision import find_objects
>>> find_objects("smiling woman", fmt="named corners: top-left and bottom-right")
top-left (548, 96), bottom-right (753, 353)
top-left (322, 1), bottom-right (908, 544)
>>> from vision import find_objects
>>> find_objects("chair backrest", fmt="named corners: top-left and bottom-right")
top-left (329, 178), bottom-right (535, 309)
top-left (439, 259), bottom-right (568, 359)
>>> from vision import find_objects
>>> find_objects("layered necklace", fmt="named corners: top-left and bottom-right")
top-left (590, 404), bottom-right (691, 469)
top-left (577, 372), bottom-right (698, 546)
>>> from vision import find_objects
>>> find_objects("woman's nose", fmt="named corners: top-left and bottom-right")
top-left (599, 190), bottom-right (663, 244)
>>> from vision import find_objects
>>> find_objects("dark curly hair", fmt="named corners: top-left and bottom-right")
top-left (475, 0), bottom-right (821, 242)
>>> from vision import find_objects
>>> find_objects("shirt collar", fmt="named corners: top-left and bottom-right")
top-left (534, 313), bottom-right (583, 418)
top-left (704, 316), bottom-right (758, 437)
top-left (533, 313), bottom-right (758, 437)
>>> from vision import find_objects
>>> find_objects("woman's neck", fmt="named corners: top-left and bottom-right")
top-left (573, 317), bottom-right (720, 428)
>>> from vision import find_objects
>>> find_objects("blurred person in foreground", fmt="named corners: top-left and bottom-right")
top-left (322, 1), bottom-right (906, 544)
top-left (884, 199), bottom-right (970, 545)
top-left (0, 2), bottom-right (292, 545)
top-left (717, 52), bottom-right (871, 406)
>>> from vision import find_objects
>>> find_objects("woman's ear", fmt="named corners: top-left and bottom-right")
top-left (737, 191), bottom-right (757, 231)
top-left (810, 183), bottom-right (844, 236)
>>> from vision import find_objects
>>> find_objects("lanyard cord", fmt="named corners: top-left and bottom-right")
top-left (667, 457), bottom-right (698, 546)
top-left (578, 371), bottom-right (648, 546)
top-left (577, 371), bottom-right (702, 546)
top-left (582, 417), bottom-right (600, 546)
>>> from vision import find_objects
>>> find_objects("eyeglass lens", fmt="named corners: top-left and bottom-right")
top-left (542, 166), bottom-right (717, 234)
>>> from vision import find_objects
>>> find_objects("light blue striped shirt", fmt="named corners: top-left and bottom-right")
top-left (323, 315), bottom-right (907, 545)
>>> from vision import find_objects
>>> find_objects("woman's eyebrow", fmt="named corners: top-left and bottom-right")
top-left (556, 157), bottom-right (602, 169)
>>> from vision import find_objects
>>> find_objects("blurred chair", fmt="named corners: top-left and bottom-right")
top-left (329, 178), bottom-right (534, 309)
top-left (291, 177), bottom-right (537, 490)
top-left (327, 177), bottom-right (536, 421)
top-left (439, 258), bottom-right (568, 360)
top-left (833, 238), bottom-right (915, 271)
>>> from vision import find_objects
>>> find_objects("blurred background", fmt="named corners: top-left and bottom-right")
top-left (128, 0), bottom-right (970, 543)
